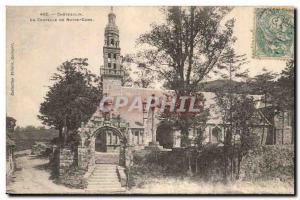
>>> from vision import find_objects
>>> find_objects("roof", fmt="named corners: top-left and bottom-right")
top-left (106, 86), bottom-right (264, 128)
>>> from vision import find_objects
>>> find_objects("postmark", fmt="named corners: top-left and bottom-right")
top-left (254, 8), bottom-right (294, 59)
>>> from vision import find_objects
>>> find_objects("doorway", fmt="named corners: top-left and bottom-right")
top-left (95, 132), bottom-right (107, 152)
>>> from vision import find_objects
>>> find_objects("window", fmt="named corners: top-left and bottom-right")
top-left (111, 39), bottom-right (114, 45)
top-left (113, 63), bottom-right (116, 69)
top-left (211, 126), bottom-right (222, 143)
top-left (132, 129), bottom-right (144, 145)
top-left (108, 63), bottom-right (111, 68)
top-left (108, 53), bottom-right (111, 58)
top-left (135, 131), bottom-right (139, 144)
top-left (113, 54), bottom-right (117, 59)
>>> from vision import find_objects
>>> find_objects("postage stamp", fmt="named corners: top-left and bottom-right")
top-left (254, 8), bottom-right (294, 59)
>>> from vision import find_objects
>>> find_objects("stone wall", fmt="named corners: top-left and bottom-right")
top-left (59, 148), bottom-right (74, 176)
top-left (78, 146), bottom-right (89, 170)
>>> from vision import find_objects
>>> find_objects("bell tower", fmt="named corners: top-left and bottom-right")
top-left (101, 7), bottom-right (123, 95)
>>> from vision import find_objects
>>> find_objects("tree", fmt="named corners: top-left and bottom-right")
top-left (38, 58), bottom-right (102, 146)
top-left (213, 46), bottom-right (248, 182)
top-left (137, 6), bottom-right (243, 146)
top-left (271, 59), bottom-right (295, 143)
top-left (121, 55), bottom-right (134, 87)
top-left (7, 116), bottom-right (16, 135)
top-left (250, 68), bottom-right (277, 144)
top-left (121, 54), bottom-right (154, 88)
top-left (215, 93), bottom-right (259, 182)
top-left (133, 66), bottom-right (155, 88)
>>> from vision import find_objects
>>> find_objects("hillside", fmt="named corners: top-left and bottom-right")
top-left (199, 80), bottom-right (258, 94)
top-left (12, 129), bottom-right (59, 151)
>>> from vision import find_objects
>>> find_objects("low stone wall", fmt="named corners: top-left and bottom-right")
top-left (59, 148), bottom-right (74, 176)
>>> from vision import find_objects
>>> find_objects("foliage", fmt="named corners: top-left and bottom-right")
top-left (274, 59), bottom-right (294, 110)
top-left (137, 7), bottom-right (242, 92)
top-left (38, 58), bottom-right (102, 146)
top-left (249, 60), bottom-right (295, 144)
top-left (272, 60), bottom-right (295, 143)
top-left (121, 54), bottom-right (154, 88)
top-left (215, 92), bottom-right (260, 181)
top-left (55, 165), bottom-right (87, 189)
top-left (240, 145), bottom-right (294, 183)
top-left (136, 6), bottom-right (244, 147)
top-left (7, 116), bottom-right (16, 134)
top-left (250, 68), bottom-right (277, 98)
top-left (121, 55), bottom-right (134, 87)
top-left (159, 92), bottom-right (210, 147)
top-left (31, 142), bottom-right (53, 158)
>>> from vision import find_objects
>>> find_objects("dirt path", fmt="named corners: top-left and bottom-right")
top-left (7, 155), bottom-right (84, 194)
top-left (7, 154), bottom-right (293, 195)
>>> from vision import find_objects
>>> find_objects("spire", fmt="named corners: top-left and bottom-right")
top-left (108, 6), bottom-right (116, 25)
top-left (105, 6), bottom-right (118, 35)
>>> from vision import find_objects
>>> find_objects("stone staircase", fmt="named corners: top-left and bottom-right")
top-left (86, 164), bottom-right (126, 194)
top-left (95, 152), bottom-right (119, 164)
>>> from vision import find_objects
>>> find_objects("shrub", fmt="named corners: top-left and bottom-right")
top-left (240, 145), bottom-right (294, 183)
top-left (55, 165), bottom-right (87, 189)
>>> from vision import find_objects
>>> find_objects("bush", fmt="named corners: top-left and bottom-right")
top-left (55, 165), bottom-right (87, 189)
top-left (240, 145), bottom-right (294, 183)
top-left (31, 142), bottom-right (52, 157)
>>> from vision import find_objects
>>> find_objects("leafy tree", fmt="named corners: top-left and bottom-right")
top-left (38, 58), bottom-right (102, 146)
top-left (275, 59), bottom-right (294, 110)
top-left (213, 46), bottom-right (249, 181)
top-left (7, 116), bottom-right (16, 135)
top-left (250, 68), bottom-right (277, 144)
top-left (121, 54), bottom-right (154, 88)
top-left (215, 93), bottom-right (259, 182)
top-left (133, 66), bottom-right (155, 88)
top-left (271, 60), bottom-right (295, 143)
top-left (136, 6), bottom-right (243, 146)
top-left (121, 55), bottom-right (134, 87)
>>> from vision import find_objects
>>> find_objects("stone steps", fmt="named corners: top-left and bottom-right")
top-left (95, 153), bottom-right (119, 164)
top-left (86, 164), bottom-right (125, 194)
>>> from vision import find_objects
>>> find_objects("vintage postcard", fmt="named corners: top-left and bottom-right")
top-left (6, 6), bottom-right (295, 195)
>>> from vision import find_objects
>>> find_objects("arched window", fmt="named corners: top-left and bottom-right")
top-left (211, 126), bottom-right (222, 143)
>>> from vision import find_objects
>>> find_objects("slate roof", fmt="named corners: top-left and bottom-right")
top-left (107, 86), bottom-right (263, 128)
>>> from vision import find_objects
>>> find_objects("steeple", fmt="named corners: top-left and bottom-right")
top-left (101, 7), bottom-right (124, 95)
top-left (104, 6), bottom-right (119, 41)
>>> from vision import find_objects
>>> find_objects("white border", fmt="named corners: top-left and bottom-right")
top-left (1, 0), bottom-right (299, 200)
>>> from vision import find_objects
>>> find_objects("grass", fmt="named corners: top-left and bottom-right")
top-left (129, 176), bottom-right (294, 194)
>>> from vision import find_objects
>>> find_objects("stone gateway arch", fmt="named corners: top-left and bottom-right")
top-left (77, 114), bottom-right (130, 170)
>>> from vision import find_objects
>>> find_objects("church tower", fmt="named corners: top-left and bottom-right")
top-left (101, 7), bottom-right (123, 95)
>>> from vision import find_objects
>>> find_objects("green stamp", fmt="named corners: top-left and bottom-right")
top-left (254, 8), bottom-right (294, 58)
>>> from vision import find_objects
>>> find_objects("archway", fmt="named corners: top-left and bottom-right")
top-left (95, 129), bottom-right (120, 153)
top-left (95, 132), bottom-right (107, 152)
top-left (156, 123), bottom-right (174, 149)
top-left (92, 126), bottom-right (126, 165)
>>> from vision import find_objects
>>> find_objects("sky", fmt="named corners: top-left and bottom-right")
top-left (6, 6), bottom-right (289, 127)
